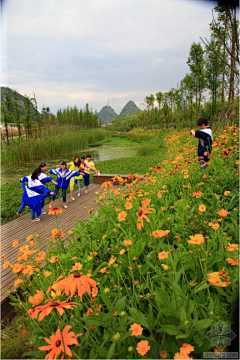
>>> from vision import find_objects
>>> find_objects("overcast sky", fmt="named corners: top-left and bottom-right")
top-left (1, 0), bottom-right (216, 114)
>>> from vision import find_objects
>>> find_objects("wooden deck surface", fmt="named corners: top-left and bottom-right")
top-left (1, 183), bottom-right (102, 305)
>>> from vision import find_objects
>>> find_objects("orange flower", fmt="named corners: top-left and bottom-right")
top-left (29, 299), bottom-right (78, 322)
top-left (51, 273), bottom-right (97, 300)
top-left (12, 263), bottom-right (24, 274)
top-left (102, 235), bottom-right (107, 239)
top-left (119, 249), bottom-right (125, 255)
top-left (14, 279), bottom-right (24, 287)
top-left (124, 239), bottom-right (132, 246)
top-left (136, 340), bottom-right (150, 356)
top-left (1, 254), bottom-right (5, 260)
top-left (67, 230), bottom-right (73, 235)
top-left (136, 204), bottom-right (155, 231)
top-left (207, 269), bottom-right (231, 287)
top-left (227, 243), bottom-right (239, 252)
top-left (208, 222), bottom-right (220, 230)
top-left (203, 174), bottom-right (207, 179)
top-left (118, 211), bottom-right (127, 222)
top-left (174, 353), bottom-right (193, 359)
top-left (161, 350), bottom-right (168, 359)
top-left (188, 234), bottom-right (205, 245)
top-left (70, 262), bottom-right (83, 272)
top-left (198, 204), bottom-right (206, 212)
top-left (48, 207), bottom-right (63, 215)
top-left (108, 256), bottom-right (117, 267)
top-left (88, 208), bottom-right (93, 215)
top-left (38, 325), bottom-right (83, 359)
top-left (51, 229), bottom-right (65, 239)
top-left (26, 234), bottom-right (33, 242)
top-left (21, 330), bottom-right (28, 337)
top-left (224, 191), bottom-right (230, 196)
top-left (44, 271), bottom-right (52, 278)
top-left (12, 240), bottom-right (19, 248)
top-left (218, 209), bottom-right (229, 217)
top-left (28, 290), bottom-right (44, 306)
top-left (158, 251), bottom-right (169, 260)
top-left (180, 343), bottom-right (195, 355)
top-left (192, 191), bottom-right (203, 198)
top-left (226, 258), bottom-right (239, 266)
top-left (3, 261), bottom-right (10, 269)
top-left (49, 256), bottom-right (58, 263)
top-left (150, 230), bottom-right (170, 238)
top-left (125, 202), bottom-right (132, 210)
top-left (129, 323), bottom-right (143, 336)
top-left (101, 181), bottom-right (113, 188)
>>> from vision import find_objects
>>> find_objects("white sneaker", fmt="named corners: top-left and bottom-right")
top-left (49, 202), bottom-right (53, 208)
top-left (77, 193), bottom-right (81, 197)
top-left (71, 197), bottom-right (75, 201)
top-left (63, 204), bottom-right (68, 208)
top-left (85, 189), bottom-right (88, 194)
top-left (41, 211), bottom-right (47, 215)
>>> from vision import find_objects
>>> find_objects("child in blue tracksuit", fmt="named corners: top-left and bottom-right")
top-left (49, 161), bottom-right (80, 208)
top-left (38, 163), bottom-right (58, 213)
top-left (190, 118), bottom-right (213, 170)
top-left (17, 168), bottom-right (54, 221)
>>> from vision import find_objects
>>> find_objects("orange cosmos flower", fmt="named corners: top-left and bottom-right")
top-left (174, 353), bottom-right (193, 359)
top-left (118, 211), bottom-right (127, 222)
top-left (224, 191), bottom-right (230, 196)
top-left (188, 234), bottom-right (205, 245)
top-left (14, 279), bottom-right (24, 287)
top-left (38, 325), bottom-right (83, 359)
top-left (12, 240), bottom-right (19, 248)
top-left (51, 273), bottom-right (97, 300)
top-left (108, 256), bottom-right (117, 267)
top-left (208, 222), bottom-right (220, 230)
top-left (227, 243), bottom-right (239, 252)
top-left (218, 209), bottom-right (229, 217)
top-left (125, 202), bottom-right (132, 210)
top-left (192, 191), bottom-right (203, 198)
top-left (71, 262), bottom-right (83, 272)
top-left (158, 251), bottom-right (169, 260)
top-left (207, 269), bottom-right (231, 287)
top-left (1, 254), bottom-right (5, 260)
top-left (29, 299), bottom-right (78, 322)
top-left (124, 239), bottom-right (132, 246)
top-left (161, 350), bottom-right (168, 359)
top-left (136, 205), bottom-right (155, 231)
top-left (203, 174), bottom-right (207, 179)
top-left (12, 263), bottom-right (24, 274)
top-left (180, 343), bottom-right (195, 355)
top-left (44, 271), bottom-right (52, 278)
top-left (102, 234), bottom-right (107, 239)
top-left (3, 261), bottom-right (10, 269)
top-left (119, 249), bottom-right (125, 255)
top-left (88, 208), bottom-right (93, 215)
top-left (198, 204), bottom-right (206, 212)
top-left (51, 229), bottom-right (65, 239)
top-left (49, 256), bottom-right (58, 263)
top-left (226, 258), bottom-right (239, 266)
top-left (21, 330), bottom-right (28, 337)
top-left (48, 207), bottom-right (63, 215)
top-left (28, 290), bottom-right (44, 306)
top-left (101, 180), bottom-right (113, 188)
top-left (26, 234), bottom-right (33, 242)
top-left (182, 185), bottom-right (191, 189)
top-left (129, 323), bottom-right (143, 336)
top-left (150, 230), bottom-right (170, 238)
top-left (136, 340), bottom-right (150, 356)
top-left (67, 230), bottom-right (73, 235)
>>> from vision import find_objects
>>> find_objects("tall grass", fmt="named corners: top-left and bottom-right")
top-left (1, 129), bottom-right (112, 165)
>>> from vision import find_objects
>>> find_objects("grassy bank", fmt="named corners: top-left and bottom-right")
top-left (1, 128), bottom-right (112, 166)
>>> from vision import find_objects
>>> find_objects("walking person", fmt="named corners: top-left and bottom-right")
top-left (49, 162), bottom-right (80, 208)
top-left (190, 118), bottom-right (213, 170)
top-left (66, 156), bottom-right (84, 200)
top-left (17, 168), bottom-right (54, 222)
top-left (38, 163), bottom-right (58, 213)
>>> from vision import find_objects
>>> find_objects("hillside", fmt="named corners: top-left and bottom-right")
top-left (1, 86), bottom-right (37, 119)
top-left (97, 105), bottom-right (118, 124)
top-left (119, 100), bottom-right (142, 118)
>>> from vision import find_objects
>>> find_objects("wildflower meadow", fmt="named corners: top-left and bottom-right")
top-left (2, 126), bottom-right (239, 359)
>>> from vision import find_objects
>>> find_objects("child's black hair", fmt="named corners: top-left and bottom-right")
top-left (81, 156), bottom-right (86, 160)
top-left (31, 168), bottom-right (41, 180)
top-left (74, 156), bottom-right (80, 167)
top-left (61, 161), bottom-right (67, 166)
top-left (39, 163), bottom-right (46, 169)
top-left (86, 155), bottom-right (91, 158)
top-left (197, 118), bottom-right (208, 126)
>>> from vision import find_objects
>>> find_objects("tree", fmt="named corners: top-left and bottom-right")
top-left (12, 90), bottom-right (22, 140)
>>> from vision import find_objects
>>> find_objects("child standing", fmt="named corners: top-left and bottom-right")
top-left (82, 155), bottom-right (99, 194)
top-left (38, 163), bottom-right (58, 213)
top-left (190, 118), bottom-right (213, 170)
top-left (66, 156), bottom-right (84, 200)
top-left (49, 162), bottom-right (80, 208)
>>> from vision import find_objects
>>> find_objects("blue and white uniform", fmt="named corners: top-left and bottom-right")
top-left (195, 126), bottom-right (213, 162)
top-left (21, 182), bottom-right (51, 219)
top-left (38, 171), bottom-right (53, 185)
top-left (49, 168), bottom-right (80, 203)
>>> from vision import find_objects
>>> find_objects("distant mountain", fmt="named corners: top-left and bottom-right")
top-left (1, 86), bottom-right (37, 118)
top-left (98, 105), bottom-right (118, 124)
top-left (119, 100), bottom-right (142, 118)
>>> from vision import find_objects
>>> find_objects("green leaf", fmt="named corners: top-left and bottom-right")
top-left (158, 325), bottom-right (182, 335)
top-left (155, 287), bottom-right (170, 307)
top-left (129, 308), bottom-right (149, 328)
top-left (176, 333), bottom-right (189, 340)
top-left (193, 281), bottom-right (209, 294)
top-left (107, 342), bottom-right (116, 359)
top-left (194, 318), bottom-right (213, 331)
top-left (114, 297), bottom-right (126, 313)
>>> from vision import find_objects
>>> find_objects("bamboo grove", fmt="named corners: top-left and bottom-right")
top-left (112, 5), bottom-right (239, 132)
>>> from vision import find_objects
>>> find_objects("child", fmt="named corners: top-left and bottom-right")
top-left (38, 163), bottom-right (58, 213)
top-left (66, 156), bottom-right (84, 200)
top-left (17, 168), bottom-right (54, 222)
top-left (84, 155), bottom-right (99, 193)
top-left (190, 118), bottom-right (213, 170)
top-left (49, 162), bottom-right (80, 208)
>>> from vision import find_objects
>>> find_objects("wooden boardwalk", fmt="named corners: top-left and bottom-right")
top-left (1, 183), bottom-right (102, 316)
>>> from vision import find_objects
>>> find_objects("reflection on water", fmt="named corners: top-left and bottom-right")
top-left (1, 145), bottom-right (137, 184)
